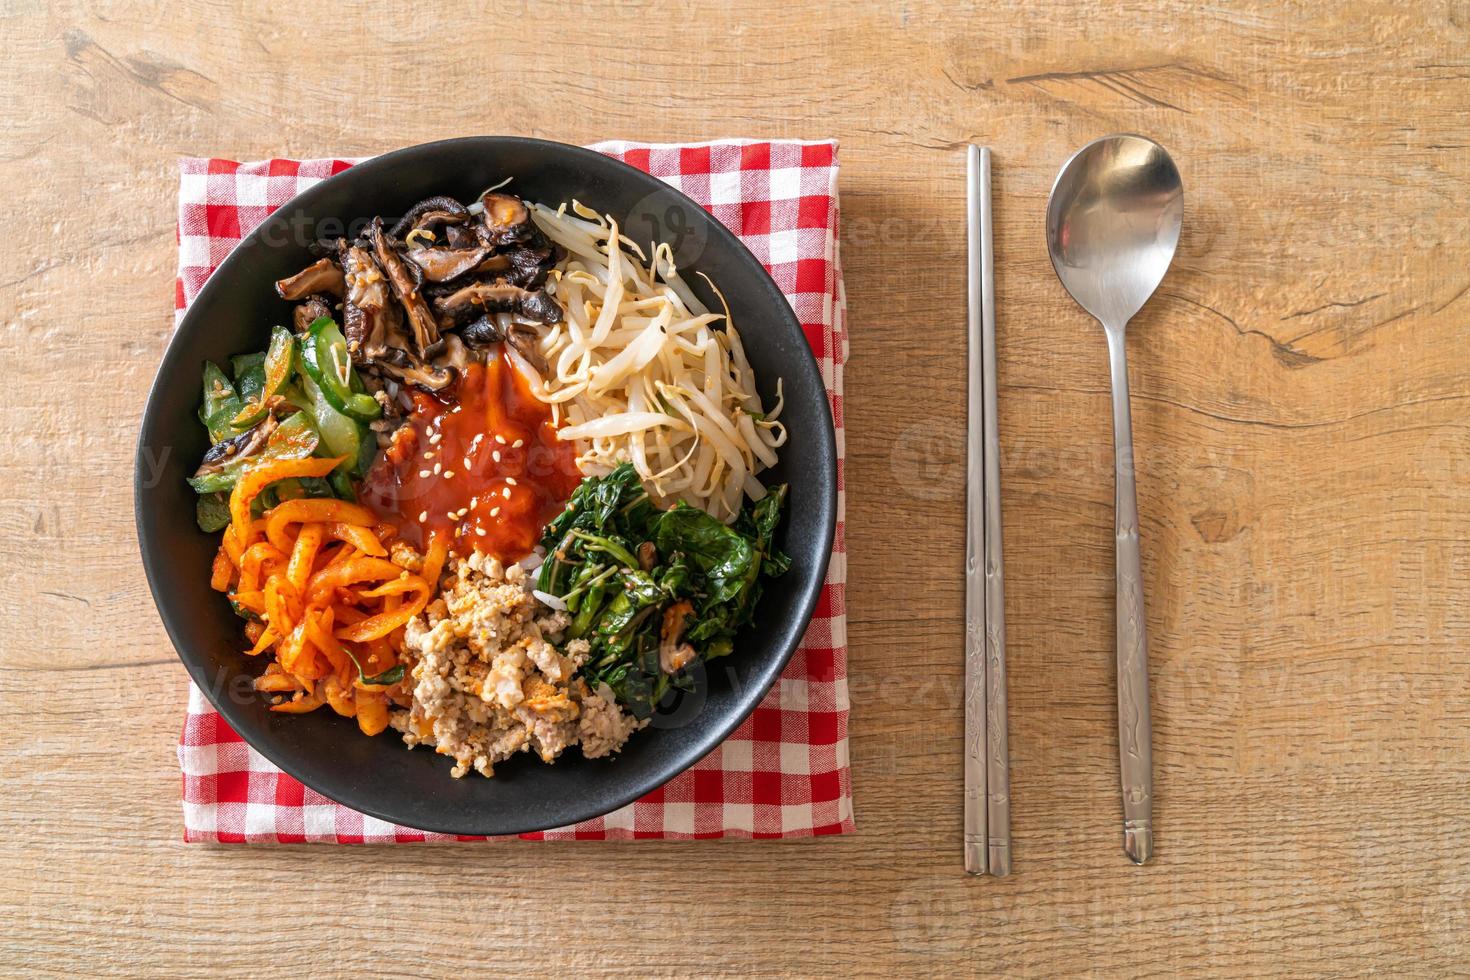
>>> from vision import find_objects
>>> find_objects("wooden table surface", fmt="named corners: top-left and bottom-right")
top-left (4, 2), bottom-right (1468, 975)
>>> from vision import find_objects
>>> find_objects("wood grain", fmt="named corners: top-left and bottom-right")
top-left (3, 1), bottom-right (1468, 975)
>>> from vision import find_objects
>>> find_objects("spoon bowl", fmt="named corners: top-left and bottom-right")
top-left (1046, 135), bottom-right (1183, 331)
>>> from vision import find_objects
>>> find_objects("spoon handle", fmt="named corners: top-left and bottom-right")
top-left (1104, 325), bottom-right (1154, 866)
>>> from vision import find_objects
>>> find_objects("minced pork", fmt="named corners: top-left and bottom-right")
top-left (391, 551), bottom-right (642, 777)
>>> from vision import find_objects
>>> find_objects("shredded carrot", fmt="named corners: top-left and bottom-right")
top-left (240, 541), bottom-right (287, 594)
top-left (303, 608), bottom-right (351, 676)
top-left (323, 521), bottom-right (388, 557)
top-left (229, 590), bottom-right (267, 615)
top-left (286, 523), bottom-right (324, 594)
top-left (265, 522), bottom-right (299, 557)
top-left (210, 548), bottom-right (234, 592)
top-left (271, 690), bottom-right (325, 714)
top-left (229, 456), bottom-right (345, 547)
top-left (211, 487), bottom-right (435, 730)
top-left (275, 620), bottom-right (307, 673)
top-left (222, 524), bottom-right (245, 565)
top-left (254, 673), bottom-right (300, 693)
top-left (321, 674), bottom-right (358, 717)
top-left (355, 691), bottom-right (390, 735)
top-left (360, 578), bottom-right (425, 599)
top-left (263, 576), bottom-right (302, 638)
top-left (332, 603), bottom-right (370, 626)
top-left (247, 625), bottom-right (279, 656)
top-left (306, 556), bottom-right (404, 605)
top-left (336, 579), bottom-right (429, 643)
top-left (266, 497), bottom-right (379, 551)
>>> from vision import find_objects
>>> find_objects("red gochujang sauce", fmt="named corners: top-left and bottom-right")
top-left (361, 346), bottom-right (581, 561)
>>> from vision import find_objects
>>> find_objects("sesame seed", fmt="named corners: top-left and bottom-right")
top-left (494, 434), bottom-right (507, 445)
top-left (502, 487), bottom-right (512, 499)
top-left (492, 450), bottom-right (501, 462)
top-left (433, 462), bottom-right (441, 475)
top-left (476, 527), bottom-right (487, 536)
top-left (463, 457), bottom-right (472, 469)
top-left (512, 439), bottom-right (524, 449)
top-left (423, 451), bottom-right (435, 460)
top-left (418, 469), bottom-right (430, 478)
top-left (505, 477), bottom-right (517, 486)
top-left (445, 470), bottom-right (455, 479)
top-left (418, 510), bottom-right (427, 522)
top-left (490, 506), bottom-right (501, 517)
top-left (429, 433), bottom-right (442, 445)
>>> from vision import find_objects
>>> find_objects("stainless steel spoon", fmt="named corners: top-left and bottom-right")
top-left (1045, 134), bottom-right (1182, 866)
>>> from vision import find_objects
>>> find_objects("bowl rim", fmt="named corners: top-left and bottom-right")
top-left (135, 135), bottom-right (837, 834)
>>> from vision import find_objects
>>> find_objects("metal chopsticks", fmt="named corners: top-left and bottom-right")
top-left (964, 145), bottom-right (1012, 877)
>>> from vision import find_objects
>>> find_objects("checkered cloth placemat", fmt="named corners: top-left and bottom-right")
top-left (174, 139), bottom-right (851, 841)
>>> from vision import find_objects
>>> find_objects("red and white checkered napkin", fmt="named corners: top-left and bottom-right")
top-left (174, 140), bottom-right (851, 842)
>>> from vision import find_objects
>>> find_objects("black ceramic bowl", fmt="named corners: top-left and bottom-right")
top-left (135, 137), bottom-right (836, 835)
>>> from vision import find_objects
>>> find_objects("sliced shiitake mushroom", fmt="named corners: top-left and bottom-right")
top-left (433, 280), bottom-right (524, 314)
top-left (443, 223), bottom-right (480, 249)
top-left (403, 246), bottom-right (493, 283)
top-left (468, 253), bottom-right (512, 277)
top-left (387, 195), bottom-right (470, 239)
top-left (458, 313), bottom-right (504, 348)
top-left (193, 416), bottom-right (278, 478)
top-left (433, 280), bottom-right (563, 325)
top-left (659, 599), bottom-right (697, 674)
top-left (339, 242), bottom-right (397, 356)
top-left (459, 314), bottom-right (547, 373)
top-left (516, 250), bottom-right (559, 288)
top-left (517, 290), bottom-right (564, 325)
top-left (302, 193), bottom-right (564, 395)
top-left (369, 217), bottom-right (441, 356)
top-left (377, 358), bottom-right (455, 391)
top-left (275, 257), bottom-right (344, 300)
top-left (477, 192), bottom-right (533, 246)
top-left (292, 294), bottom-right (335, 334)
